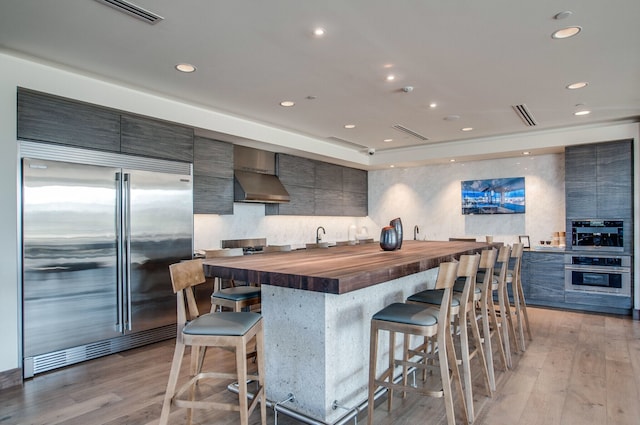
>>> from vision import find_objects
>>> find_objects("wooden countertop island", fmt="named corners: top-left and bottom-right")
top-left (202, 240), bottom-right (493, 423)
top-left (202, 240), bottom-right (494, 294)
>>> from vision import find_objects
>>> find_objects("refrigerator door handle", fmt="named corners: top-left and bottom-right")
top-left (123, 173), bottom-right (133, 332)
top-left (115, 172), bottom-right (124, 333)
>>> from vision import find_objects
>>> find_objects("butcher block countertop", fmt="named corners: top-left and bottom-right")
top-left (202, 240), bottom-right (496, 294)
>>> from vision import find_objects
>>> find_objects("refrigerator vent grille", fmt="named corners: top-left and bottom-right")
top-left (94, 0), bottom-right (164, 24)
top-left (19, 141), bottom-right (191, 175)
top-left (30, 325), bottom-right (176, 375)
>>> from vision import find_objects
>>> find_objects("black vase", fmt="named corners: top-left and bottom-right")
top-left (389, 217), bottom-right (403, 249)
top-left (380, 226), bottom-right (398, 251)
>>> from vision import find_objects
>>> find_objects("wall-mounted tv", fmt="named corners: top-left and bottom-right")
top-left (461, 177), bottom-right (525, 215)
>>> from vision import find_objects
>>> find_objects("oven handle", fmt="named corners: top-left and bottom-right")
top-left (564, 265), bottom-right (630, 273)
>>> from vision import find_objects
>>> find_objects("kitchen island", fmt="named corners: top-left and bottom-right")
top-left (202, 240), bottom-right (494, 423)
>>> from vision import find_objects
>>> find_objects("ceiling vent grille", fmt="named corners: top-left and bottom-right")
top-left (392, 124), bottom-right (429, 141)
top-left (512, 104), bottom-right (537, 126)
top-left (94, 0), bottom-right (164, 24)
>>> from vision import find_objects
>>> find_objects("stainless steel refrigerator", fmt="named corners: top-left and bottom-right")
top-left (21, 143), bottom-right (193, 377)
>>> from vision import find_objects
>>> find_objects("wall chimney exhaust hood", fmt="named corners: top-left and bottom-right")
top-left (233, 146), bottom-right (290, 203)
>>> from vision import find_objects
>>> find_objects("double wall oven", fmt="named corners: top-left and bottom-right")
top-left (565, 219), bottom-right (631, 296)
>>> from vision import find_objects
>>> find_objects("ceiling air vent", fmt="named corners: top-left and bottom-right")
top-left (94, 0), bottom-right (164, 24)
top-left (392, 124), bottom-right (429, 141)
top-left (512, 104), bottom-right (537, 127)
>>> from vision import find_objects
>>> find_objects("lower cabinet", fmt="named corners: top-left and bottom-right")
top-left (521, 250), bottom-right (633, 315)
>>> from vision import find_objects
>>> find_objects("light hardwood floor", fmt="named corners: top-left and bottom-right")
top-left (1, 306), bottom-right (638, 425)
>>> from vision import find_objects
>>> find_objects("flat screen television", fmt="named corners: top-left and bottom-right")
top-left (461, 177), bottom-right (525, 215)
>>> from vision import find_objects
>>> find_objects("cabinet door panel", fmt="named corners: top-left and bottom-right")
top-left (596, 140), bottom-right (632, 219)
top-left (315, 162), bottom-right (343, 191)
top-left (274, 185), bottom-right (315, 215)
top-left (315, 189), bottom-right (343, 216)
top-left (193, 137), bottom-right (233, 178)
top-left (565, 144), bottom-right (597, 218)
top-left (277, 154), bottom-right (315, 187)
top-left (193, 175), bottom-right (233, 215)
top-left (343, 167), bottom-right (367, 193)
top-left (18, 88), bottom-right (120, 151)
top-left (121, 115), bottom-right (193, 162)
top-left (343, 191), bottom-right (368, 216)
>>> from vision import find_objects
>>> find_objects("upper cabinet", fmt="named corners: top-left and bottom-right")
top-left (565, 139), bottom-right (633, 220)
top-left (193, 136), bottom-right (234, 215)
top-left (17, 88), bottom-right (121, 151)
top-left (121, 115), bottom-right (193, 162)
top-left (267, 153), bottom-right (368, 216)
top-left (17, 88), bottom-right (194, 163)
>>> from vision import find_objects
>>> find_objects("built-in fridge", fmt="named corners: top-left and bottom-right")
top-left (20, 142), bottom-right (193, 377)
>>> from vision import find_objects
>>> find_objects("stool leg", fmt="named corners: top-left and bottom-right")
top-left (160, 341), bottom-right (186, 425)
top-left (497, 284), bottom-right (513, 369)
top-left (387, 330), bottom-right (396, 411)
top-left (487, 294), bottom-right (508, 371)
top-left (367, 323), bottom-right (380, 425)
top-left (255, 326), bottom-right (267, 425)
top-left (480, 296), bottom-right (496, 392)
top-left (516, 277), bottom-right (532, 342)
top-left (236, 337), bottom-right (249, 425)
top-left (468, 304), bottom-right (491, 397)
top-left (458, 307), bottom-right (475, 422)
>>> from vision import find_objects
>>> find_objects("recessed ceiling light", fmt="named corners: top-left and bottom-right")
top-left (344, 124), bottom-right (356, 129)
top-left (313, 27), bottom-right (325, 37)
top-left (461, 127), bottom-right (473, 132)
top-left (554, 11), bottom-right (573, 20)
top-left (574, 110), bottom-right (591, 116)
top-left (386, 74), bottom-right (396, 81)
top-left (390, 165), bottom-right (395, 168)
top-left (566, 81), bottom-right (588, 90)
top-left (523, 151), bottom-right (531, 155)
top-left (552, 26), bottom-right (582, 39)
top-left (175, 63), bottom-right (196, 73)
top-left (450, 159), bottom-right (456, 163)
top-left (383, 138), bottom-right (393, 143)
top-left (280, 100), bottom-right (295, 107)
top-left (429, 103), bottom-right (437, 108)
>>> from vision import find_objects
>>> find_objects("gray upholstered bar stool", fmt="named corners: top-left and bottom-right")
top-left (407, 253), bottom-right (489, 423)
top-left (160, 259), bottom-right (266, 425)
top-left (206, 249), bottom-right (261, 313)
top-left (367, 262), bottom-right (466, 425)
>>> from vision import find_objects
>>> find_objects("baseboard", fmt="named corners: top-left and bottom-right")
top-left (0, 367), bottom-right (23, 390)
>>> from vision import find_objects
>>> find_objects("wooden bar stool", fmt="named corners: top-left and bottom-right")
top-left (206, 249), bottom-right (262, 313)
top-left (507, 243), bottom-right (532, 351)
top-left (367, 262), bottom-right (466, 425)
top-left (159, 259), bottom-right (266, 425)
top-left (407, 254), bottom-right (489, 423)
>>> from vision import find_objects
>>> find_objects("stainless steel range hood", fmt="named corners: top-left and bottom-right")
top-left (234, 146), bottom-right (290, 203)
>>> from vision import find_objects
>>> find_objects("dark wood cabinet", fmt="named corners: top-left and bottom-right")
top-left (193, 137), bottom-right (233, 214)
top-left (267, 153), bottom-right (368, 216)
top-left (17, 88), bottom-right (121, 152)
top-left (565, 139), bottom-right (632, 220)
top-left (121, 115), bottom-right (193, 162)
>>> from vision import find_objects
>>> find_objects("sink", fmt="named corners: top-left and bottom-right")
top-left (306, 242), bottom-right (331, 249)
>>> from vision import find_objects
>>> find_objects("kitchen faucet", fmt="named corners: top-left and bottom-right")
top-left (413, 225), bottom-right (420, 240)
top-left (316, 226), bottom-right (326, 243)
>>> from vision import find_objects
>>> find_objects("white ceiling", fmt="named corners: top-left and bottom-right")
top-left (1, 0), bottom-right (639, 168)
